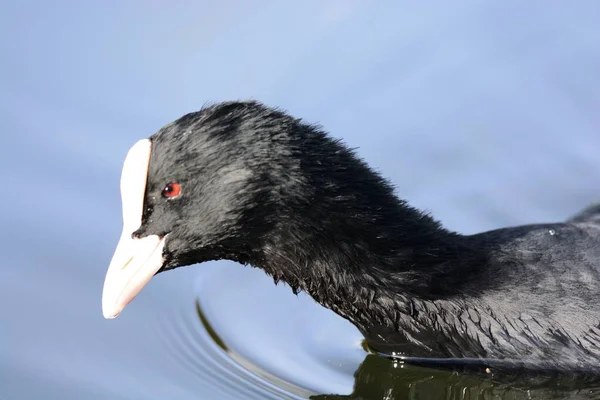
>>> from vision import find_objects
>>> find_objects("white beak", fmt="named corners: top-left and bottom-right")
top-left (102, 139), bottom-right (166, 319)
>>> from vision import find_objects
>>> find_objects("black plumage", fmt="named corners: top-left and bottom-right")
top-left (138, 100), bottom-right (600, 372)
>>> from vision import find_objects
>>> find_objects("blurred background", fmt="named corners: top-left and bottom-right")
top-left (1, 1), bottom-right (599, 399)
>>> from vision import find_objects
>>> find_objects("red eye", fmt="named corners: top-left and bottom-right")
top-left (162, 182), bottom-right (181, 198)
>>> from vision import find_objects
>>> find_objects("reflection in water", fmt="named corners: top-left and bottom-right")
top-left (193, 290), bottom-right (600, 400)
top-left (314, 355), bottom-right (600, 400)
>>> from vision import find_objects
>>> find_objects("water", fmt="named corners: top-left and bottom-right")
top-left (2, 2), bottom-right (600, 399)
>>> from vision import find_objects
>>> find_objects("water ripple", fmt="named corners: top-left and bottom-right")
top-left (151, 286), bottom-right (311, 399)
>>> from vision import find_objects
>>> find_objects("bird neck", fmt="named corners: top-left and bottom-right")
top-left (253, 191), bottom-right (487, 347)
top-left (247, 127), bottom-right (488, 355)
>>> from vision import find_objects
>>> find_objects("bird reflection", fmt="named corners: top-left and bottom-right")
top-left (312, 354), bottom-right (600, 400)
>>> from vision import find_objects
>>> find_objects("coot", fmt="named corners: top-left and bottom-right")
top-left (102, 101), bottom-right (600, 372)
